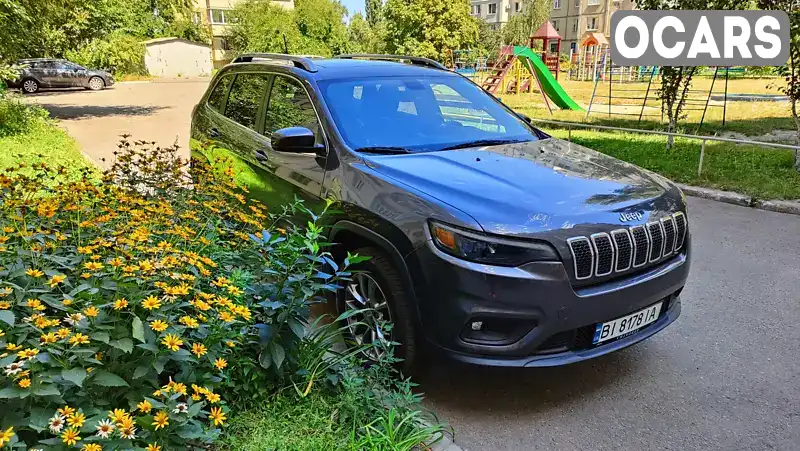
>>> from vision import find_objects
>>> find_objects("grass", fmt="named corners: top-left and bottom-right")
top-left (493, 77), bottom-right (797, 138)
top-left (542, 127), bottom-right (800, 200)
top-left (221, 393), bottom-right (351, 451)
top-left (115, 73), bottom-right (154, 82)
top-left (0, 121), bottom-right (95, 173)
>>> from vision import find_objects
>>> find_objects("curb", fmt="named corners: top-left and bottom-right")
top-left (428, 431), bottom-right (464, 451)
top-left (678, 184), bottom-right (800, 216)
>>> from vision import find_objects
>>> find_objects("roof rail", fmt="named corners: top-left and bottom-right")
top-left (231, 53), bottom-right (318, 72)
top-left (335, 54), bottom-right (448, 71)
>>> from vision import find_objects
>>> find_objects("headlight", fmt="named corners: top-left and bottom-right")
top-left (429, 221), bottom-right (559, 266)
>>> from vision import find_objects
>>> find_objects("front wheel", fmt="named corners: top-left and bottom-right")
top-left (21, 78), bottom-right (39, 94)
top-left (337, 247), bottom-right (418, 372)
top-left (87, 76), bottom-right (105, 91)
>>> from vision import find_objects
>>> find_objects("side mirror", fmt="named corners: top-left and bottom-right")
top-left (518, 113), bottom-right (533, 124)
top-left (271, 127), bottom-right (316, 153)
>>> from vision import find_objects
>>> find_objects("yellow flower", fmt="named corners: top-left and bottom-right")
top-left (146, 443), bottom-right (161, 451)
top-left (5, 343), bottom-right (21, 351)
top-left (61, 427), bottom-right (81, 446)
top-left (83, 306), bottom-right (99, 318)
top-left (113, 298), bottom-right (128, 310)
top-left (0, 301), bottom-right (10, 309)
top-left (108, 409), bottom-right (130, 424)
top-left (82, 261), bottom-right (104, 271)
top-left (214, 358), bottom-right (227, 370)
top-left (80, 272), bottom-right (92, 279)
top-left (56, 328), bottom-right (71, 339)
top-left (18, 377), bottom-right (31, 388)
top-left (136, 399), bottom-right (153, 414)
top-left (226, 285), bottom-right (243, 296)
top-left (149, 319), bottom-right (169, 332)
top-left (225, 340), bottom-right (236, 348)
top-left (152, 410), bottom-right (169, 430)
top-left (205, 391), bottom-right (220, 403)
top-left (48, 274), bottom-right (67, 288)
top-left (82, 443), bottom-right (102, 451)
top-left (219, 311), bottom-right (235, 323)
top-left (26, 268), bottom-right (44, 278)
top-left (0, 427), bottom-right (14, 447)
top-left (68, 333), bottom-right (90, 346)
top-left (142, 295), bottom-right (161, 310)
top-left (173, 382), bottom-right (187, 395)
top-left (26, 298), bottom-right (46, 311)
top-left (209, 406), bottom-right (227, 426)
top-left (59, 406), bottom-right (76, 417)
top-left (67, 412), bottom-right (86, 428)
top-left (191, 393), bottom-right (201, 401)
top-left (40, 332), bottom-right (58, 344)
top-left (109, 257), bottom-right (124, 268)
top-left (62, 298), bottom-right (73, 306)
top-left (161, 334), bottom-right (183, 351)
top-left (17, 348), bottom-right (39, 360)
top-left (179, 316), bottom-right (199, 328)
top-left (191, 343), bottom-right (207, 357)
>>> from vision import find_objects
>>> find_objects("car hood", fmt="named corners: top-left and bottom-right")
top-left (363, 138), bottom-right (683, 238)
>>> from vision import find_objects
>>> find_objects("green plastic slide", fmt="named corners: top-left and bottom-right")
top-left (513, 46), bottom-right (583, 111)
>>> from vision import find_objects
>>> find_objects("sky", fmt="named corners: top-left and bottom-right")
top-left (340, 0), bottom-right (364, 16)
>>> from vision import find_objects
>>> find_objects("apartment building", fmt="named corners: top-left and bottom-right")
top-left (193, 0), bottom-right (295, 66)
top-left (550, 0), bottom-right (636, 53)
top-left (470, 0), bottom-right (525, 29)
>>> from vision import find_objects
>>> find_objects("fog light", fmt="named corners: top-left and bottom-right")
top-left (471, 321), bottom-right (483, 331)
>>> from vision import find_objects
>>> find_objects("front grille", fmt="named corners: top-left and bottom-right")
top-left (567, 212), bottom-right (687, 282)
top-left (536, 330), bottom-right (574, 353)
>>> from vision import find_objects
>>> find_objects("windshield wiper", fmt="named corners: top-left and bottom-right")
top-left (354, 146), bottom-right (413, 154)
top-left (437, 139), bottom-right (531, 152)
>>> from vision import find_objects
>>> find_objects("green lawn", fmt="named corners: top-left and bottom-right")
top-left (0, 122), bottom-right (95, 172)
top-left (543, 127), bottom-right (800, 200)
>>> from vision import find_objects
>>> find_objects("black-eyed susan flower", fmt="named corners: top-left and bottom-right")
top-left (26, 268), bottom-right (44, 278)
top-left (83, 306), bottom-right (99, 318)
top-left (209, 407), bottom-right (227, 426)
top-left (81, 443), bottom-right (102, 451)
top-left (113, 298), bottom-right (128, 310)
top-left (191, 343), bottom-right (207, 357)
top-left (149, 319), bottom-right (168, 332)
top-left (67, 411), bottom-right (86, 428)
top-left (142, 295), bottom-right (161, 310)
top-left (61, 427), bottom-right (81, 446)
top-left (180, 316), bottom-right (199, 328)
top-left (161, 334), bottom-right (183, 351)
top-left (68, 333), bottom-right (90, 346)
top-left (146, 443), bottom-right (161, 451)
top-left (17, 377), bottom-right (31, 388)
top-left (48, 274), bottom-right (66, 288)
top-left (152, 410), bottom-right (169, 430)
top-left (214, 358), bottom-right (227, 370)
top-left (0, 427), bottom-right (14, 447)
top-left (136, 399), bottom-right (152, 414)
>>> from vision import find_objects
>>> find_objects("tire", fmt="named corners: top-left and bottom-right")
top-left (87, 76), bottom-right (105, 91)
top-left (337, 246), bottom-right (418, 373)
top-left (21, 78), bottom-right (39, 94)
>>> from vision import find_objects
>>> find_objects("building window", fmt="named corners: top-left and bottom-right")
top-left (588, 17), bottom-right (597, 30)
top-left (573, 19), bottom-right (578, 32)
top-left (575, 0), bottom-right (580, 6)
top-left (214, 36), bottom-right (232, 51)
top-left (475, 4), bottom-right (481, 14)
top-left (552, 20), bottom-right (559, 32)
top-left (550, 42), bottom-right (559, 53)
top-left (209, 9), bottom-right (229, 24)
top-left (553, 0), bottom-right (561, 9)
top-left (515, 2), bottom-right (521, 11)
top-left (588, 0), bottom-right (600, 4)
top-left (488, 3), bottom-right (497, 14)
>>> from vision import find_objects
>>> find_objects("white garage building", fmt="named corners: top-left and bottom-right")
top-left (143, 38), bottom-right (213, 78)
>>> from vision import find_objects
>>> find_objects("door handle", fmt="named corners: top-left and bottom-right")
top-left (208, 128), bottom-right (220, 138)
top-left (255, 150), bottom-right (268, 161)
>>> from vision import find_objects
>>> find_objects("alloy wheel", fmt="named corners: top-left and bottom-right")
top-left (343, 272), bottom-right (393, 360)
top-left (88, 77), bottom-right (104, 91)
top-left (22, 80), bottom-right (38, 93)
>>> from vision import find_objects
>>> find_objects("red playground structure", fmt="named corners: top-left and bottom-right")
top-left (529, 21), bottom-right (562, 80)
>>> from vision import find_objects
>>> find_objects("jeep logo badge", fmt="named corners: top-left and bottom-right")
top-left (620, 211), bottom-right (644, 222)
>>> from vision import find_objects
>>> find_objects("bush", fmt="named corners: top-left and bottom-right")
top-left (0, 94), bottom-right (49, 137)
top-left (0, 139), bottom-right (356, 449)
top-left (65, 32), bottom-right (146, 76)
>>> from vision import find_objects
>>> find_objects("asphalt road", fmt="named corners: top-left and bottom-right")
top-left (420, 196), bottom-right (800, 451)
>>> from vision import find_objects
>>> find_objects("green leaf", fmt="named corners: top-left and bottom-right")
top-left (258, 351), bottom-right (271, 369)
top-left (61, 368), bottom-right (87, 387)
top-left (288, 318), bottom-right (305, 339)
top-left (133, 365), bottom-right (149, 379)
top-left (33, 384), bottom-right (61, 397)
top-left (136, 342), bottom-right (159, 353)
top-left (28, 408), bottom-right (50, 432)
top-left (0, 310), bottom-right (14, 326)
top-left (270, 342), bottom-right (285, 369)
top-left (0, 386), bottom-right (27, 399)
top-left (153, 359), bottom-right (166, 374)
top-left (110, 338), bottom-right (133, 354)
top-left (90, 332), bottom-right (109, 344)
top-left (91, 370), bottom-right (129, 387)
top-left (132, 316), bottom-right (145, 343)
top-left (0, 354), bottom-right (16, 367)
top-left (187, 401), bottom-right (204, 418)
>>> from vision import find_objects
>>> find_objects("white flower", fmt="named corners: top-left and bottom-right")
top-left (4, 361), bottom-right (24, 376)
top-left (173, 403), bottom-right (188, 414)
top-left (30, 448), bottom-right (44, 451)
top-left (63, 313), bottom-right (85, 326)
top-left (119, 425), bottom-right (136, 439)
top-left (95, 419), bottom-right (115, 438)
top-left (48, 414), bottom-right (65, 434)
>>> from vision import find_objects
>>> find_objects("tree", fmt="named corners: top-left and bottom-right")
top-left (759, 0), bottom-right (800, 170)
top-left (294, 0), bottom-right (349, 56)
top-left (636, 0), bottom-right (752, 148)
top-left (365, 0), bottom-right (383, 27)
top-left (347, 12), bottom-right (385, 54)
top-left (476, 19), bottom-right (502, 56)
top-left (502, 0), bottom-right (551, 46)
top-left (382, 0), bottom-right (479, 61)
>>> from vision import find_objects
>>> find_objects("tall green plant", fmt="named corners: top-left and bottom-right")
top-left (502, 0), bottom-right (552, 46)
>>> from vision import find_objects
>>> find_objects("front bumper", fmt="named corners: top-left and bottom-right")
top-left (408, 234), bottom-right (690, 368)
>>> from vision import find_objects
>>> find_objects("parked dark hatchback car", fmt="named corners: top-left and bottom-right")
top-left (7, 58), bottom-right (114, 93)
top-left (191, 54), bottom-right (691, 369)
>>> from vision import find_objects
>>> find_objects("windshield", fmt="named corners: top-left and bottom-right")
top-left (318, 75), bottom-right (538, 152)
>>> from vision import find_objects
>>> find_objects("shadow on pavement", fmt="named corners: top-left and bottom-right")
top-left (416, 349), bottom-right (639, 415)
top-left (37, 104), bottom-right (170, 120)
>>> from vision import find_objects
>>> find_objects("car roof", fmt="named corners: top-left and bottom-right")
top-left (225, 57), bottom-right (460, 82)
top-left (19, 58), bottom-right (65, 62)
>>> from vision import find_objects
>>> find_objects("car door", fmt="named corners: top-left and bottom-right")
top-left (36, 61), bottom-right (59, 87)
top-left (62, 62), bottom-right (89, 87)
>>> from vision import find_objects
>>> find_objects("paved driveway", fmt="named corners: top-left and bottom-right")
top-left (28, 82), bottom-right (800, 451)
top-left (422, 197), bottom-right (800, 451)
top-left (25, 79), bottom-right (209, 168)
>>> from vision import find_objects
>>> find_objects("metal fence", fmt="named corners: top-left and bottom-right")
top-left (530, 118), bottom-right (800, 177)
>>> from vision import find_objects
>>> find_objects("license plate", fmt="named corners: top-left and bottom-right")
top-left (593, 302), bottom-right (663, 345)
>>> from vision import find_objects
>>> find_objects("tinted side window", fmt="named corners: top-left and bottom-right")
top-left (207, 74), bottom-right (234, 112)
top-left (265, 76), bottom-right (320, 141)
top-left (224, 73), bottom-right (270, 130)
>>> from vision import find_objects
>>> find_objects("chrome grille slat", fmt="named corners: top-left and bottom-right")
top-left (591, 233), bottom-right (614, 277)
top-left (568, 212), bottom-right (688, 282)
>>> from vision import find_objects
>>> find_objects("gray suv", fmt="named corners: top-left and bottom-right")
top-left (7, 58), bottom-right (114, 93)
top-left (191, 54), bottom-right (690, 369)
